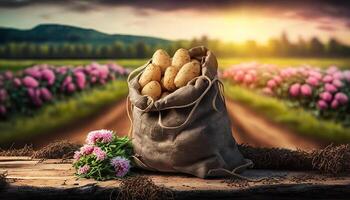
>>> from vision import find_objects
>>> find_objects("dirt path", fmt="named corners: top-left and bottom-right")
top-left (34, 98), bottom-right (323, 150)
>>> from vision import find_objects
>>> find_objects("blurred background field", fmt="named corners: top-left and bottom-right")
top-left (1, 1), bottom-right (350, 150)
top-left (1, 57), bottom-right (350, 71)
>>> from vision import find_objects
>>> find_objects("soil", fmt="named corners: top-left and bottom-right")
top-left (4, 98), bottom-right (326, 150)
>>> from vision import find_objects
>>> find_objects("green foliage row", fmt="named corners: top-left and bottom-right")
top-left (0, 80), bottom-right (128, 143)
top-left (225, 84), bottom-right (350, 143)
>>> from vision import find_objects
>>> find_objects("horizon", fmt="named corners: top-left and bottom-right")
top-left (0, 1), bottom-right (350, 45)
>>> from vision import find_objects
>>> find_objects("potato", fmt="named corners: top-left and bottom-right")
top-left (172, 48), bottom-right (190, 70)
top-left (160, 92), bottom-right (170, 99)
top-left (138, 64), bottom-right (161, 88)
top-left (174, 61), bottom-right (201, 88)
top-left (163, 66), bottom-right (178, 92)
top-left (160, 77), bottom-right (167, 91)
top-left (152, 49), bottom-right (171, 74)
top-left (191, 59), bottom-right (200, 65)
top-left (141, 81), bottom-right (162, 101)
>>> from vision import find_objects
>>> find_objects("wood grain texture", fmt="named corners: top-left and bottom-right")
top-left (1, 157), bottom-right (350, 200)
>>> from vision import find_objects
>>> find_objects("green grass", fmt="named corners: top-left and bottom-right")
top-left (0, 80), bottom-right (128, 143)
top-left (1, 57), bottom-right (349, 72)
top-left (225, 84), bottom-right (350, 143)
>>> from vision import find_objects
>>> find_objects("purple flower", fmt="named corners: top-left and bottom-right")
top-left (334, 92), bottom-right (348, 105)
top-left (80, 145), bottom-right (94, 155)
top-left (98, 65), bottom-right (109, 80)
top-left (74, 71), bottom-right (86, 90)
top-left (306, 76), bottom-right (319, 86)
top-left (317, 100), bottom-right (328, 110)
top-left (324, 83), bottom-right (337, 93)
top-left (289, 83), bottom-right (300, 97)
top-left (110, 156), bottom-right (130, 177)
top-left (344, 71), bottom-right (350, 82)
top-left (23, 76), bottom-right (39, 88)
top-left (27, 88), bottom-right (42, 106)
top-left (40, 88), bottom-right (52, 101)
top-left (0, 105), bottom-right (6, 116)
top-left (41, 69), bottom-right (55, 85)
top-left (93, 147), bottom-right (107, 161)
top-left (331, 99), bottom-right (339, 109)
top-left (319, 92), bottom-right (333, 102)
top-left (86, 129), bottom-right (114, 144)
top-left (300, 84), bottom-right (312, 97)
top-left (78, 165), bottom-right (90, 175)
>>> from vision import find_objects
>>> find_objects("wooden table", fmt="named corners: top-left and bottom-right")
top-left (1, 156), bottom-right (349, 200)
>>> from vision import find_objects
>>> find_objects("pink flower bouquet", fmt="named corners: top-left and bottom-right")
top-left (73, 129), bottom-right (133, 180)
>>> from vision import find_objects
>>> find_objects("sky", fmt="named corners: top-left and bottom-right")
top-left (0, 0), bottom-right (350, 44)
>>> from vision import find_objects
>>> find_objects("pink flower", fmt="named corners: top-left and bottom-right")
top-left (319, 92), bottom-right (332, 102)
top-left (289, 83), bottom-right (301, 97)
top-left (322, 75), bottom-right (333, 83)
top-left (332, 79), bottom-right (343, 88)
top-left (262, 87), bottom-right (273, 96)
top-left (234, 70), bottom-right (244, 82)
top-left (28, 88), bottom-right (42, 106)
top-left (331, 99), bottom-right (339, 109)
top-left (4, 71), bottom-right (13, 79)
top-left (93, 147), bottom-right (107, 161)
top-left (324, 83), bottom-right (337, 93)
top-left (0, 105), bottom-right (6, 116)
top-left (73, 151), bottom-right (81, 161)
top-left (243, 74), bottom-right (253, 84)
top-left (306, 76), bottom-right (319, 87)
top-left (41, 69), bottom-right (55, 85)
top-left (332, 72), bottom-right (343, 80)
top-left (13, 78), bottom-right (22, 87)
top-left (25, 68), bottom-right (41, 79)
top-left (267, 79), bottom-right (277, 89)
top-left (23, 76), bottom-right (39, 88)
top-left (344, 71), bottom-right (350, 82)
top-left (67, 83), bottom-right (76, 93)
top-left (0, 89), bottom-right (7, 102)
top-left (334, 92), bottom-right (348, 105)
top-left (110, 156), bottom-right (130, 177)
top-left (273, 76), bottom-right (282, 84)
top-left (86, 129), bottom-right (114, 144)
top-left (327, 66), bottom-right (338, 74)
top-left (78, 165), bottom-right (90, 175)
top-left (80, 145), bottom-right (94, 155)
top-left (300, 84), bottom-right (312, 97)
top-left (74, 71), bottom-right (86, 90)
top-left (317, 100), bottom-right (328, 110)
top-left (40, 88), bottom-right (52, 101)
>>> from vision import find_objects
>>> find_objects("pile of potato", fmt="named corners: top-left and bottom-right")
top-left (139, 48), bottom-right (201, 100)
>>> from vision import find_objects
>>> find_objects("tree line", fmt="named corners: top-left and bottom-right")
top-left (0, 33), bottom-right (349, 59)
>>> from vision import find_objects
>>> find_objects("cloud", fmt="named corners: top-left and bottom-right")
top-left (317, 25), bottom-right (337, 32)
top-left (1, 0), bottom-right (350, 22)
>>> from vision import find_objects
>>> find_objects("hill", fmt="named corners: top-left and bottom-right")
top-left (0, 24), bottom-right (171, 45)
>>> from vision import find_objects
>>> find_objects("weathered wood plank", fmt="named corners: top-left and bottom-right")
top-left (1, 157), bottom-right (350, 200)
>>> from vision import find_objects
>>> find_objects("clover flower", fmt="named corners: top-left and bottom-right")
top-left (86, 129), bottom-right (114, 144)
top-left (110, 156), bottom-right (130, 177)
top-left (78, 165), bottom-right (90, 175)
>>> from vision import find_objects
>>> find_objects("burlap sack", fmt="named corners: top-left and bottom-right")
top-left (127, 46), bottom-right (252, 178)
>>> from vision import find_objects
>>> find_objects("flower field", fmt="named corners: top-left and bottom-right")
top-left (0, 62), bottom-right (129, 119)
top-left (222, 63), bottom-right (350, 142)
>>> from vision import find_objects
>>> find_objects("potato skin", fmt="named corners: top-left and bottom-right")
top-left (163, 66), bottom-right (178, 92)
top-left (138, 64), bottom-right (161, 88)
top-left (172, 48), bottom-right (190, 70)
top-left (141, 81), bottom-right (162, 101)
top-left (191, 59), bottom-right (200, 65)
top-left (152, 49), bottom-right (171, 74)
top-left (174, 61), bottom-right (201, 88)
